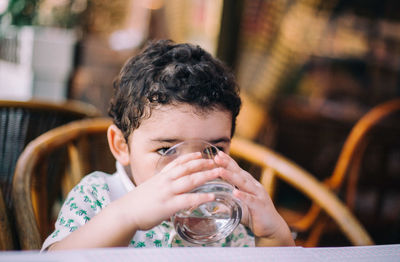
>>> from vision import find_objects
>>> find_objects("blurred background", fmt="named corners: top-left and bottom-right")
top-left (1, 0), bottom-right (399, 246)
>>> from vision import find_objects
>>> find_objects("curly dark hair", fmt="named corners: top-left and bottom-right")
top-left (108, 39), bottom-right (241, 141)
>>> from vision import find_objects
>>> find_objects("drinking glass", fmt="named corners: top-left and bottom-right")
top-left (156, 140), bottom-right (242, 245)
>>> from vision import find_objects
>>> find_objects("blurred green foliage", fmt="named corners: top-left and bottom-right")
top-left (2, 0), bottom-right (40, 26)
top-left (0, 0), bottom-right (88, 28)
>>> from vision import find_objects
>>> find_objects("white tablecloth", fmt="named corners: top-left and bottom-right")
top-left (0, 244), bottom-right (399, 262)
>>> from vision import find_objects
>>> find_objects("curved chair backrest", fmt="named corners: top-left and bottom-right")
top-left (237, 97), bottom-right (399, 246)
top-left (230, 137), bottom-right (374, 247)
top-left (288, 98), bottom-right (400, 246)
top-left (328, 98), bottom-right (400, 203)
top-left (0, 99), bottom-right (100, 250)
top-left (13, 118), bottom-right (114, 250)
top-left (0, 100), bottom-right (100, 209)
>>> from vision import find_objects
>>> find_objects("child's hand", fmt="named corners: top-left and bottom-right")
top-left (49, 153), bottom-right (222, 250)
top-left (117, 152), bottom-right (221, 232)
top-left (214, 151), bottom-right (295, 246)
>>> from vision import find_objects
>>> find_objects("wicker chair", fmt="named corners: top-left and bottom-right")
top-left (288, 98), bottom-right (400, 245)
top-left (0, 99), bottom-right (99, 249)
top-left (13, 118), bottom-right (114, 249)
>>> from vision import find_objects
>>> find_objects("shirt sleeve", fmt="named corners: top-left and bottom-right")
top-left (41, 172), bottom-right (112, 251)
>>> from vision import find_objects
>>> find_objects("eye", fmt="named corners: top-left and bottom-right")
top-left (203, 146), bottom-right (218, 157)
top-left (216, 146), bottom-right (225, 152)
top-left (157, 147), bottom-right (175, 156)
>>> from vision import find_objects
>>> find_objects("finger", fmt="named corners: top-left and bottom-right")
top-left (233, 188), bottom-right (265, 210)
top-left (215, 151), bottom-right (265, 194)
top-left (168, 192), bottom-right (216, 213)
top-left (170, 167), bottom-right (223, 194)
top-left (215, 151), bottom-right (255, 183)
top-left (166, 158), bottom-right (217, 180)
top-left (217, 167), bottom-right (263, 196)
top-left (214, 151), bottom-right (242, 173)
top-left (161, 152), bottom-right (202, 172)
top-left (235, 188), bottom-right (281, 215)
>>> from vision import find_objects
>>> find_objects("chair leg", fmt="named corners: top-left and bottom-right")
top-left (304, 214), bottom-right (329, 247)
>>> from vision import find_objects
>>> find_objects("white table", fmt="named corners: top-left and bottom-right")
top-left (0, 244), bottom-right (399, 262)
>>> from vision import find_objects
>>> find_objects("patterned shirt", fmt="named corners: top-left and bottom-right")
top-left (41, 162), bottom-right (255, 250)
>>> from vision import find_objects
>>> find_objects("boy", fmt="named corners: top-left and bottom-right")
top-left (42, 40), bottom-right (294, 250)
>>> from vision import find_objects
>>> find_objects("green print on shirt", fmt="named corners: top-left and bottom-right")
top-left (161, 222), bottom-right (170, 228)
top-left (51, 229), bottom-right (60, 238)
top-left (154, 239), bottom-right (162, 247)
top-left (164, 232), bottom-right (170, 241)
top-left (76, 209), bottom-right (87, 216)
top-left (146, 230), bottom-right (155, 239)
top-left (245, 226), bottom-right (254, 237)
top-left (83, 195), bottom-right (92, 203)
top-left (59, 217), bottom-right (66, 226)
top-left (94, 199), bottom-right (103, 209)
top-left (70, 226), bottom-right (78, 232)
top-left (65, 197), bottom-right (74, 205)
top-left (136, 242), bottom-right (146, 248)
top-left (91, 186), bottom-right (98, 197)
top-left (90, 204), bottom-right (97, 211)
top-left (90, 200), bottom-right (103, 211)
top-left (65, 219), bottom-right (74, 227)
top-left (83, 216), bottom-right (90, 223)
top-left (69, 203), bottom-right (78, 211)
top-left (102, 184), bottom-right (109, 191)
top-left (226, 234), bottom-right (233, 242)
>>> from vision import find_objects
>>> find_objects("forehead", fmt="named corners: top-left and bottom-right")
top-left (131, 104), bottom-right (232, 141)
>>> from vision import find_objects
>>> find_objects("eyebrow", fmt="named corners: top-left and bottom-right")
top-left (209, 137), bottom-right (231, 144)
top-left (150, 137), bottom-right (231, 144)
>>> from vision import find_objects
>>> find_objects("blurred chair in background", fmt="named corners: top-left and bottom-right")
top-left (13, 118), bottom-right (114, 250)
top-left (0, 99), bottom-right (100, 249)
top-left (248, 98), bottom-right (399, 246)
top-left (290, 98), bottom-right (400, 245)
top-left (12, 117), bottom-right (372, 249)
top-left (230, 137), bottom-right (373, 247)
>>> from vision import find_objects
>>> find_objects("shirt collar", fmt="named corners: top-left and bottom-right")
top-left (116, 161), bottom-right (135, 192)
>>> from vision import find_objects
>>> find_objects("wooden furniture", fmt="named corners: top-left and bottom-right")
top-left (291, 98), bottom-right (400, 245)
top-left (237, 97), bottom-right (400, 246)
top-left (327, 98), bottom-right (400, 208)
top-left (13, 118), bottom-right (114, 250)
top-left (229, 137), bottom-right (373, 247)
top-left (0, 99), bottom-right (100, 249)
top-left (0, 187), bottom-right (13, 250)
top-left (12, 117), bottom-right (372, 249)
top-left (0, 100), bottom-right (100, 207)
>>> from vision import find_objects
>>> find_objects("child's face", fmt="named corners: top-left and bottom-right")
top-left (127, 104), bottom-right (232, 185)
